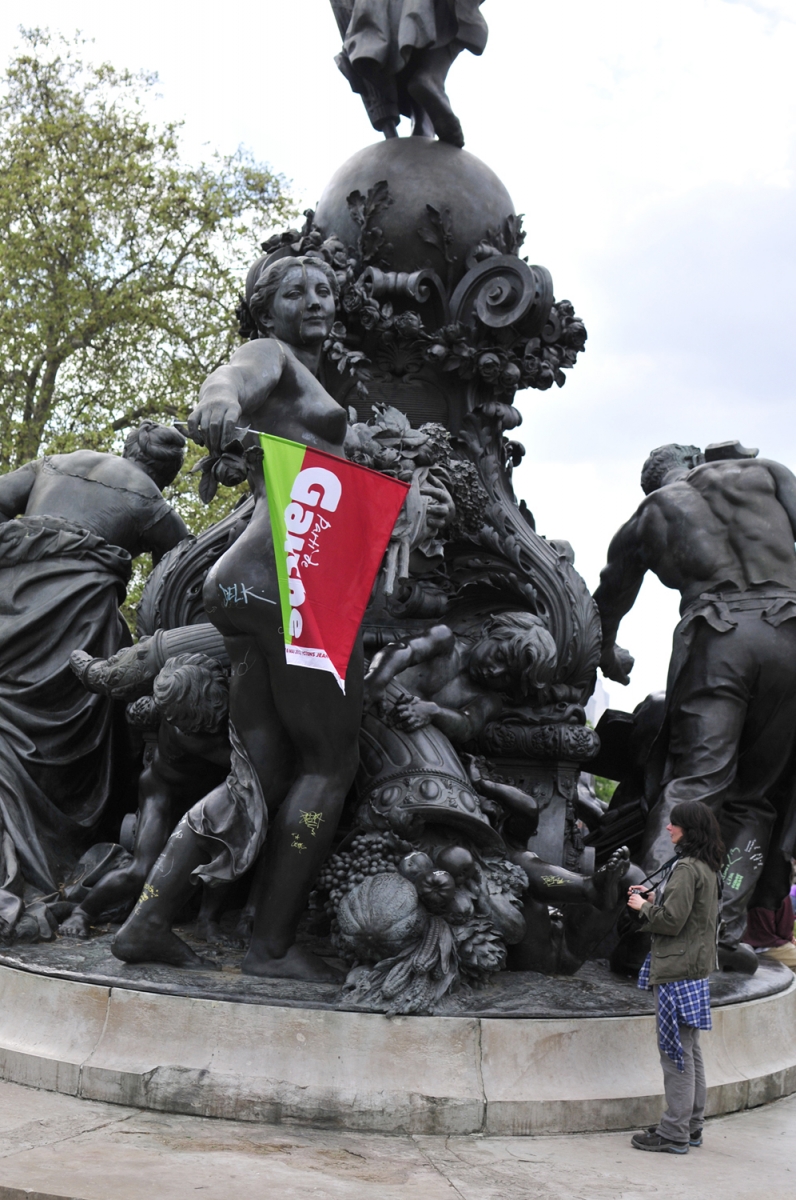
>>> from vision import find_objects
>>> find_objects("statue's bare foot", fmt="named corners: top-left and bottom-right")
top-left (718, 941), bottom-right (758, 975)
top-left (59, 909), bottom-right (92, 940)
top-left (242, 943), bottom-right (343, 982)
top-left (112, 922), bottom-right (218, 970)
top-left (588, 846), bottom-right (631, 911)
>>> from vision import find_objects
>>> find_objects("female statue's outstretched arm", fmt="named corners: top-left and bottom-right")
top-left (187, 340), bottom-right (287, 456)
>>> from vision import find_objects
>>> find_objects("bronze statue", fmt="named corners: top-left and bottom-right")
top-left (0, 5), bottom-right (682, 1022)
top-left (360, 619), bottom-right (635, 982)
top-left (59, 654), bottom-right (230, 939)
top-left (0, 423), bottom-right (187, 896)
top-left (331, 0), bottom-right (488, 146)
top-left (364, 615), bottom-right (558, 740)
top-left (113, 257), bottom-right (364, 981)
top-left (1, 21), bottom-right (604, 1010)
top-left (0, 423), bottom-right (187, 562)
top-left (358, 616), bottom-right (552, 858)
top-left (594, 442), bottom-right (796, 963)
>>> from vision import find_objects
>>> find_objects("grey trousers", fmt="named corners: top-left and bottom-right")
top-left (655, 993), bottom-right (707, 1143)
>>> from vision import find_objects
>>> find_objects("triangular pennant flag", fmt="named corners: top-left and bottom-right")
top-left (260, 432), bottom-right (409, 691)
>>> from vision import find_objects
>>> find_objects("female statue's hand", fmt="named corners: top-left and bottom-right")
top-left (187, 396), bottom-right (243, 457)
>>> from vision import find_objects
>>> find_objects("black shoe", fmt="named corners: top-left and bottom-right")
top-left (647, 1124), bottom-right (702, 1148)
top-left (632, 1131), bottom-right (688, 1154)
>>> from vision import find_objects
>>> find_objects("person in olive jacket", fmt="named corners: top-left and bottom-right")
top-left (627, 800), bottom-right (723, 1154)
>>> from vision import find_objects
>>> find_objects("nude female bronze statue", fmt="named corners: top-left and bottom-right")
top-left (113, 257), bottom-right (363, 981)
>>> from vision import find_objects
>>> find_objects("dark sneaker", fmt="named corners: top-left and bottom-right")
top-left (632, 1131), bottom-right (688, 1154)
top-left (646, 1124), bottom-right (702, 1148)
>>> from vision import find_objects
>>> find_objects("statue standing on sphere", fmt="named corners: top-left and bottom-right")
top-left (594, 442), bottom-right (796, 970)
top-left (331, 0), bottom-right (488, 145)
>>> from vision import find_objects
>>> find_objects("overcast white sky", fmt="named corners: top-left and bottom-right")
top-left (2, 0), bottom-right (795, 712)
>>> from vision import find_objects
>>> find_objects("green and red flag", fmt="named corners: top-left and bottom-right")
top-left (260, 433), bottom-right (409, 691)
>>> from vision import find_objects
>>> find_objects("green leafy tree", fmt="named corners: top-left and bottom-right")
top-left (0, 28), bottom-right (294, 510)
top-left (593, 776), bottom-right (618, 804)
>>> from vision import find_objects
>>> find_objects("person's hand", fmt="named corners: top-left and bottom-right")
top-left (392, 696), bottom-right (439, 731)
top-left (600, 643), bottom-right (635, 686)
top-left (186, 397), bottom-right (242, 457)
top-left (627, 885), bottom-right (653, 911)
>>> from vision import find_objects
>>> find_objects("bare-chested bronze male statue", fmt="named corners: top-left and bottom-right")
top-left (594, 443), bottom-right (796, 957)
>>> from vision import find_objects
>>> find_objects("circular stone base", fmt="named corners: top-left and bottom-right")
top-left (1, 936), bottom-right (794, 1135)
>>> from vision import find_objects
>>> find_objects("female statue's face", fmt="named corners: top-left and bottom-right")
top-left (269, 265), bottom-right (336, 345)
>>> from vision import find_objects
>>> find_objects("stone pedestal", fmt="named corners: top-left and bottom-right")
top-left (1, 943), bottom-right (794, 1136)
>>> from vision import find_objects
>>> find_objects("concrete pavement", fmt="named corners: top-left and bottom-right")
top-left (0, 1078), bottom-right (793, 1199)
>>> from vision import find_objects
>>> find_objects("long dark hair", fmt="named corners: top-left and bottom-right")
top-left (670, 800), bottom-right (725, 871)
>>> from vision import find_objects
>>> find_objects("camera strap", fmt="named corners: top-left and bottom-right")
top-left (635, 853), bottom-right (680, 895)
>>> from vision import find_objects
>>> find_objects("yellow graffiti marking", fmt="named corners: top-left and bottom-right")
top-left (540, 875), bottom-right (567, 886)
top-left (299, 810), bottom-right (325, 837)
top-left (291, 835), bottom-right (307, 852)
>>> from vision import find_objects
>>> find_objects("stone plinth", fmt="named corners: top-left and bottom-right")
top-left (0, 940), bottom-right (794, 1135)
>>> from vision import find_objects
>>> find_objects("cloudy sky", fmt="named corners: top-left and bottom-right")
top-left (2, 0), bottom-right (795, 711)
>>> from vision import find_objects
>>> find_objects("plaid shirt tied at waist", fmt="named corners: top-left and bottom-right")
top-left (638, 954), bottom-right (712, 1072)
